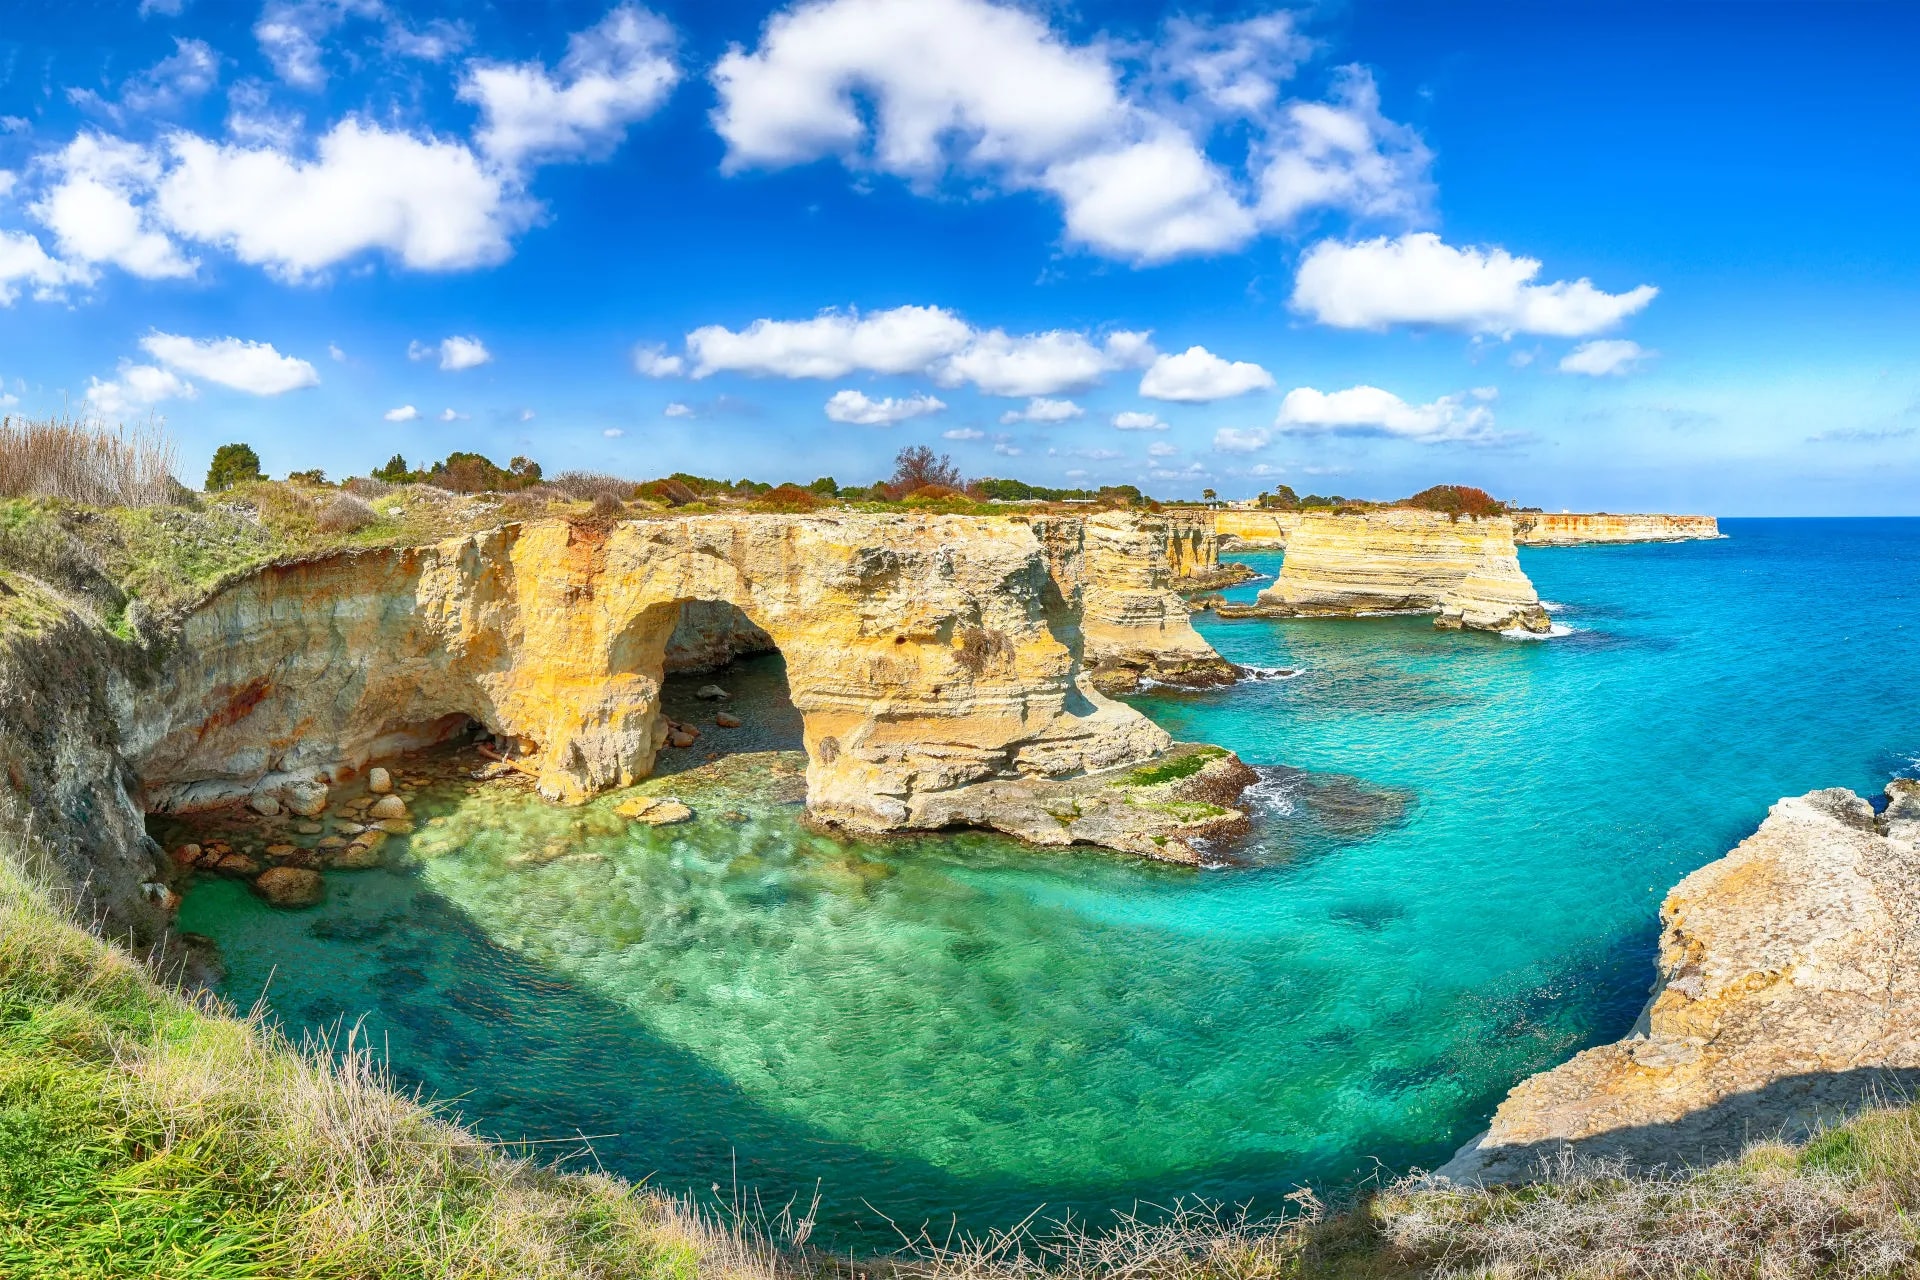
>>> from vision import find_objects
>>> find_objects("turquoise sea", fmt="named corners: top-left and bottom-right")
top-left (177, 518), bottom-right (1920, 1245)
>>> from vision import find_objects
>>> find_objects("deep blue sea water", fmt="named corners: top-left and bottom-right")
top-left (176, 518), bottom-right (1920, 1246)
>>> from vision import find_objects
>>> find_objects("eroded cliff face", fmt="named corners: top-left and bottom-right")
top-left (1025, 511), bottom-right (1238, 692)
top-left (1212, 510), bottom-right (1302, 549)
top-left (1442, 782), bottom-right (1920, 1183)
top-left (1512, 513), bottom-right (1720, 545)
top-left (122, 512), bottom-right (1249, 861)
top-left (1224, 510), bottom-right (1550, 633)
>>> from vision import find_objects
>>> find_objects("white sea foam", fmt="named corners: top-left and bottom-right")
top-left (1242, 766), bottom-right (1301, 818)
top-left (1501, 622), bottom-right (1575, 640)
top-left (1540, 600), bottom-right (1567, 613)
top-left (1239, 664), bottom-right (1303, 681)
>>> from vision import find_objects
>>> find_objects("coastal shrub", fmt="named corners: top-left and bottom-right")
top-left (639, 478), bottom-right (698, 506)
top-left (0, 416), bottom-right (178, 508)
top-left (424, 452), bottom-right (544, 494)
top-left (553, 471), bottom-right (637, 503)
top-left (592, 493), bottom-right (627, 518)
top-left (754, 484), bottom-right (818, 513)
top-left (1400, 484), bottom-right (1507, 520)
top-left (205, 442), bottom-right (265, 493)
top-left (343, 475), bottom-right (393, 498)
top-left (883, 445), bottom-right (962, 499)
top-left (314, 493), bottom-right (377, 534)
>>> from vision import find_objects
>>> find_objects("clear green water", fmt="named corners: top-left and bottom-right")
top-left (177, 518), bottom-right (1920, 1244)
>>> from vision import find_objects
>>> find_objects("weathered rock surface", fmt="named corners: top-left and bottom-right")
top-left (664, 600), bottom-right (776, 673)
top-left (1212, 510), bottom-right (1303, 549)
top-left (1027, 512), bottom-right (1239, 692)
top-left (252, 865), bottom-right (324, 908)
top-left (1512, 512), bottom-right (1721, 545)
top-left (122, 513), bottom-right (1247, 859)
top-left (1225, 510), bottom-right (1550, 634)
top-left (1441, 783), bottom-right (1920, 1184)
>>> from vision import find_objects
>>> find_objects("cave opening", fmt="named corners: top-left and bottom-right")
top-left (651, 599), bottom-right (804, 777)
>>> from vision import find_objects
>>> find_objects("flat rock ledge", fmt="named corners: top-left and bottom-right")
top-left (1440, 779), bottom-right (1920, 1184)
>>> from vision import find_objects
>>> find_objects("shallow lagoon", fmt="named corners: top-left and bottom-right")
top-left (178, 518), bottom-right (1920, 1245)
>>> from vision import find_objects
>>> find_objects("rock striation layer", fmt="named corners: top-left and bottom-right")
top-left (1212, 510), bottom-right (1303, 549)
top-left (119, 512), bottom-right (1249, 861)
top-left (1221, 510), bottom-right (1550, 634)
top-left (1442, 781), bottom-right (1920, 1183)
top-left (1512, 513), bottom-right (1720, 545)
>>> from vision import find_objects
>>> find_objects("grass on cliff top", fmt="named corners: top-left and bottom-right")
top-left (7, 830), bottom-right (1920, 1278)
top-left (1113, 745), bottom-right (1229, 788)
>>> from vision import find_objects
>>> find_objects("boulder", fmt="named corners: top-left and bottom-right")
top-left (264, 843), bottom-right (297, 858)
top-left (215, 852), bottom-right (260, 877)
top-left (282, 780), bottom-right (329, 817)
top-left (695, 684), bottom-right (731, 700)
top-left (332, 842), bottom-right (384, 870)
top-left (614, 795), bottom-right (658, 819)
top-left (316, 835), bottom-right (348, 850)
top-left (627, 798), bottom-right (692, 826)
top-left (714, 711), bottom-right (742, 728)
top-left (368, 795), bottom-right (407, 820)
top-left (169, 843), bottom-right (203, 868)
top-left (246, 794), bottom-right (282, 817)
top-left (368, 766), bottom-right (393, 794)
top-left (252, 866), bottom-right (324, 908)
top-left (668, 731), bottom-right (696, 749)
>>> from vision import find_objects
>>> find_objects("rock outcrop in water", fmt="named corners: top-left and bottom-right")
top-left (1219, 510), bottom-right (1551, 634)
top-left (1442, 781), bottom-right (1920, 1183)
top-left (1511, 512), bottom-right (1720, 545)
top-left (117, 512), bottom-right (1249, 863)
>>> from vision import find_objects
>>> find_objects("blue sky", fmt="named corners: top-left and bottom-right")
top-left (2, 0), bottom-right (1917, 512)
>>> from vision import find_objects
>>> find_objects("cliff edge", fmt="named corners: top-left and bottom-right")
top-left (1443, 779), bottom-right (1920, 1183)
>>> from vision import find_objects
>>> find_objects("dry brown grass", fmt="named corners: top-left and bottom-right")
top-left (0, 415), bottom-right (178, 508)
top-left (313, 492), bottom-right (377, 534)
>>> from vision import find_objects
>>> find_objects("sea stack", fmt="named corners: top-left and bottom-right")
top-left (1225, 509), bottom-right (1551, 634)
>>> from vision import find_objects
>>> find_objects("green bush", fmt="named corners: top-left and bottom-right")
top-left (204, 444), bottom-right (263, 493)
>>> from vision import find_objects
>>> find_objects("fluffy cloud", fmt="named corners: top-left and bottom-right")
top-left (1139, 345), bottom-right (1274, 402)
top-left (439, 408), bottom-right (465, 421)
top-left (685, 304), bottom-right (1150, 397)
top-left (1112, 410), bottom-right (1168, 431)
top-left (85, 362), bottom-right (196, 417)
top-left (999, 397), bottom-right (1083, 424)
top-left (1558, 338), bottom-right (1653, 376)
top-left (1292, 233), bottom-right (1658, 336)
top-left (31, 134), bottom-right (196, 279)
top-left (1147, 440), bottom-right (1179, 457)
top-left (0, 230), bottom-right (87, 305)
top-left (663, 402), bottom-right (692, 417)
top-left (383, 404), bottom-right (419, 421)
top-left (633, 343), bottom-right (685, 377)
top-left (71, 37), bottom-right (220, 119)
top-left (411, 335), bottom-right (492, 370)
top-left (710, 0), bottom-right (1430, 264)
top-left (461, 5), bottom-right (679, 169)
top-left (942, 427), bottom-right (984, 440)
top-left (823, 389), bottom-right (946, 425)
top-left (139, 332), bottom-right (319, 394)
top-left (1212, 426), bottom-right (1270, 453)
top-left (1274, 384), bottom-right (1499, 443)
top-left (158, 122), bottom-right (529, 279)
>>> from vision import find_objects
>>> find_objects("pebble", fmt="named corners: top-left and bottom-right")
top-left (714, 711), bottom-right (742, 728)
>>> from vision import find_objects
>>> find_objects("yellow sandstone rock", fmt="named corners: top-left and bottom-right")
top-left (1441, 784), bottom-right (1920, 1183)
top-left (1510, 512), bottom-right (1720, 545)
top-left (1227, 509), bottom-right (1550, 634)
top-left (125, 513), bottom-right (1250, 858)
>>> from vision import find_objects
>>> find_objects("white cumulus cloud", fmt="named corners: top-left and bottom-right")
top-left (823, 389), bottom-right (946, 426)
top-left (633, 343), bottom-right (685, 377)
top-left (710, 0), bottom-right (1431, 264)
top-left (1559, 338), bottom-right (1653, 376)
top-left (139, 332), bottom-right (319, 394)
top-left (86, 361), bottom-right (196, 417)
top-left (1139, 345), bottom-right (1274, 402)
top-left (462, 5), bottom-right (679, 170)
top-left (1292, 232), bottom-right (1658, 336)
top-left (0, 230), bottom-right (88, 305)
top-left (383, 404), bottom-right (418, 421)
top-left (31, 134), bottom-right (196, 279)
top-left (412, 335), bottom-right (491, 371)
top-left (1212, 426), bottom-right (1270, 453)
top-left (1275, 384), bottom-right (1499, 443)
top-left (943, 427), bottom-right (984, 440)
top-left (1112, 410), bottom-right (1168, 431)
top-left (686, 304), bottom-right (1151, 397)
top-left (998, 397), bottom-right (1083, 424)
top-left (663, 402), bottom-right (692, 417)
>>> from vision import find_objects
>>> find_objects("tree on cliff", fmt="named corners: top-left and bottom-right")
top-left (886, 445), bottom-right (961, 497)
top-left (373, 454), bottom-right (411, 484)
top-left (205, 443), bottom-right (264, 492)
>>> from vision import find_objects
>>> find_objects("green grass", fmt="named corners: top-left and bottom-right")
top-left (1112, 745), bottom-right (1228, 788)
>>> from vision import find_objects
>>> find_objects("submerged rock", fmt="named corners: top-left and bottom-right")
top-left (714, 711), bottom-right (742, 728)
top-left (616, 795), bottom-right (693, 825)
top-left (368, 795), bottom-right (407, 820)
top-left (368, 766), bottom-right (393, 794)
top-left (695, 684), bottom-right (731, 701)
top-left (252, 866), bottom-right (324, 908)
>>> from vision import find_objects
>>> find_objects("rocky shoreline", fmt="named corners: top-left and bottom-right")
top-left (1442, 777), bottom-right (1920, 1184)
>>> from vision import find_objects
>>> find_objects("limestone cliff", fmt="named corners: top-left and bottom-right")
top-left (1222, 510), bottom-right (1551, 634)
top-left (1212, 510), bottom-right (1302, 549)
top-left (1513, 513), bottom-right (1721, 545)
top-left (1025, 512), bottom-right (1239, 692)
top-left (663, 599), bottom-right (775, 672)
top-left (121, 513), bottom-right (1250, 862)
top-left (1442, 781), bottom-right (1920, 1183)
